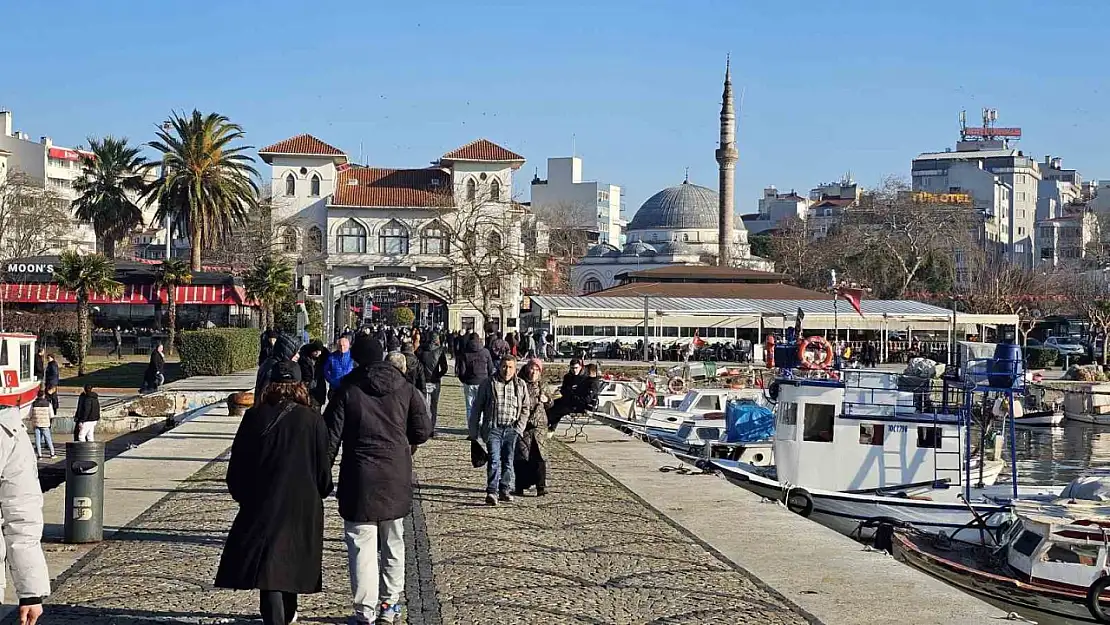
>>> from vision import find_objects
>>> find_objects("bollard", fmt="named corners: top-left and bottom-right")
top-left (64, 442), bottom-right (105, 544)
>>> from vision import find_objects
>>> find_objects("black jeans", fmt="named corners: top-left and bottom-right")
top-left (260, 590), bottom-right (297, 625)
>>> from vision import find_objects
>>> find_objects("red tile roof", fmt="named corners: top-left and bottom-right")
top-left (441, 139), bottom-right (524, 163)
top-left (331, 167), bottom-right (452, 208)
top-left (259, 134), bottom-right (346, 157)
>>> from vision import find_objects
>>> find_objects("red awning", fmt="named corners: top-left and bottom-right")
top-left (0, 283), bottom-right (252, 306)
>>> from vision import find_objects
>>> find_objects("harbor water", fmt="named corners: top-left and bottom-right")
top-left (1007, 421), bottom-right (1110, 485)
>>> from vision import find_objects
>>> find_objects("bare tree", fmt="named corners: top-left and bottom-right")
top-left (768, 216), bottom-right (829, 290)
top-left (528, 201), bottom-right (595, 294)
top-left (958, 255), bottom-right (1065, 346)
top-left (1067, 271), bottom-right (1110, 363)
top-left (0, 171), bottom-right (71, 262)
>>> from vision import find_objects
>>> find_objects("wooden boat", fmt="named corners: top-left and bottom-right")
top-left (893, 491), bottom-right (1110, 624)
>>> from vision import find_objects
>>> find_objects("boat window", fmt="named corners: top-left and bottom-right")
top-left (859, 424), bottom-right (885, 445)
top-left (776, 402), bottom-right (798, 440)
top-left (1012, 531), bottom-right (1042, 557)
top-left (695, 395), bottom-right (720, 411)
top-left (0, 340), bottom-right (7, 366)
top-left (677, 391), bottom-right (698, 412)
top-left (1044, 543), bottom-right (1100, 566)
top-left (803, 404), bottom-right (835, 443)
top-left (917, 426), bottom-right (942, 449)
top-left (19, 343), bottom-right (30, 381)
top-left (694, 427), bottom-right (721, 442)
top-left (675, 424), bottom-right (693, 440)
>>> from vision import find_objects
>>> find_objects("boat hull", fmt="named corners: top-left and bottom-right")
top-left (1015, 410), bottom-right (1064, 428)
top-left (1065, 410), bottom-right (1110, 425)
top-left (893, 531), bottom-right (1106, 624)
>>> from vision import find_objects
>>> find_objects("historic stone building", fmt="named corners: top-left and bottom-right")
top-left (259, 135), bottom-right (527, 337)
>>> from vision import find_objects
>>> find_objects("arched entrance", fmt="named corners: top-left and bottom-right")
top-left (326, 274), bottom-right (452, 336)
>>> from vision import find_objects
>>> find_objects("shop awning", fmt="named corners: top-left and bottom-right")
top-left (0, 283), bottom-right (252, 306)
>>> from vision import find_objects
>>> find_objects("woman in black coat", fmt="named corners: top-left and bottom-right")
top-left (216, 361), bottom-right (333, 625)
top-left (547, 359), bottom-right (584, 430)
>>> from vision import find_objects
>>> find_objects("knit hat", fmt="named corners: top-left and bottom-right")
top-left (352, 335), bottom-right (385, 365)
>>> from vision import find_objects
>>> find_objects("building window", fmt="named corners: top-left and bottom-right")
top-left (1014, 242), bottom-right (1025, 253)
top-left (490, 178), bottom-right (501, 202)
top-left (583, 278), bottom-right (602, 294)
top-left (466, 178), bottom-right (476, 202)
top-left (1018, 227), bottom-right (1025, 236)
top-left (378, 220), bottom-right (409, 255)
top-left (337, 219), bottom-right (367, 253)
top-left (422, 222), bottom-right (449, 255)
top-left (285, 173), bottom-right (296, 196)
top-left (282, 227), bottom-right (298, 253)
top-left (307, 226), bottom-right (323, 254)
top-left (487, 231), bottom-right (503, 258)
top-left (460, 275), bottom-right (477, 297)
top-left (307, 274), bottom-right (323, 296)
top-left (310, 174), bottom-right (321, 197)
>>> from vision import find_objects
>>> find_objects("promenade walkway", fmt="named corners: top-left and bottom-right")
top-left (27, 380), bottom-right (811, 625)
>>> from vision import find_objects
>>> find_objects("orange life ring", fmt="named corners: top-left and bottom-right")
top-left (667, 377), bottom-right (687, 394)
top-left (797, 336), bottom-right (834, 370)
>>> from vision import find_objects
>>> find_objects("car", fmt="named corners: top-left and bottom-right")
top-left (1024, 338), bottom-right (1042, 348)
top-left (1044, 336), bottom-right (1086, 356)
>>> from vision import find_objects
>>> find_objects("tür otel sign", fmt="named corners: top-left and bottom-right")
top-left (6, 263), bottom-right (55, 275)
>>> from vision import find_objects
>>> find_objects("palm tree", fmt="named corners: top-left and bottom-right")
top-left (243, 255), bottom-right (294, 331)
top-left (142, 110), bottom-right (259, 271)
top-left (155, 258), bottom-right (192, 356)
top-left (53, 251), bottom-right (123, 375)
top-left (71, 136), bottom-right (148, 258)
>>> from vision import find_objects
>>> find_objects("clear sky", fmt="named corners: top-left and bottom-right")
top-left (3, 0), bottom-right (1108, 218)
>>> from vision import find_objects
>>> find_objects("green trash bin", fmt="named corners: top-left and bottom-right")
top-left (64, 442), bottom-right (105, 544)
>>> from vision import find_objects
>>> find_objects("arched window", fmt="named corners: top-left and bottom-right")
top-left (310, 174), bottom-right (321, 197)
top-left (337, 219), bottom-right (367, 253)
top-left (463, 231), bottom-right (477, 255)
top-left (487, 231), bottom-right (502, 252)
top-left (306, 226), bottom-right (323, 254)
top-left (378, 220), bottom-right (409, 255)
top-left (285, 173), bottom-right (296, 196)
top-left (422, 221), bottom-right (449, 255)
top-left (460, 275), bottom-right (477, 297)
top-left (583, 277), bottom-right (603, 294)
top-left (490, 178), bottom-right (501, 202)
top-left (281, 226), bottom-right (298, 253)
top-left (466, 178), bottom-right (477, 202)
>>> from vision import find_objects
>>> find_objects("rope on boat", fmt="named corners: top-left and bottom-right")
top-left (999, 611), bottom-right (1038, 623)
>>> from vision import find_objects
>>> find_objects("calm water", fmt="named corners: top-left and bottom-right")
top-left (1007, 421), bottom-right (1110, 486)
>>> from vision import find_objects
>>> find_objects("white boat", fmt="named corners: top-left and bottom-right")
top-left (0, 333), bottom-right (42, 420)
top-left (1063, 383), bottom-right (1110, 425)
top-left (633, 387), bottom-right (765, 433)
top-left (1015, 409), bottom-right (1065, 428)
top-left (894, 474), bottom-right (1110, 624)
top-left (711, 366), bottom-right (1057, 543)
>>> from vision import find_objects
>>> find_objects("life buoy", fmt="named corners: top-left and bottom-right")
top-left (784, 487), bottom-right (814, 517)
top-left (667, 377), bottom-right (686, 394)
top-left (764, 335), bottom-right (776, 368)
top-left (1087, 575), bottom-right (1110, 623)
top-left (797, 336), bottom-right (834, 370)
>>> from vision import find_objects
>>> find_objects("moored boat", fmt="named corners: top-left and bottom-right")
top-left (0, 333), bottom-right (42, 420)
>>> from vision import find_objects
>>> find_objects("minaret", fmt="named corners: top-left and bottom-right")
top-left (715, 56), bottom-right (738, 267)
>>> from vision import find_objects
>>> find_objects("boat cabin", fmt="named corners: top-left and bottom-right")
top-left (1005, 499), bottom-right (1110, 591)
top-left (0, 334), bottom-right (40, 418)
top-left (773, 370), bottom-right (968, 492)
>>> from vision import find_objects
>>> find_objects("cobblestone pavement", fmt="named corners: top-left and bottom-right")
top-left (411, 381), bottom-right (811, 625)
top-left (28, 380), bottom-right (811, 625)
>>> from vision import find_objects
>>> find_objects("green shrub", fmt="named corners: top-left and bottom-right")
top-left (52, 330), bottom-right (81, 365)
top-left (306, 300), bottom-right (324, 342)
top-left (391, 307), bottom-right (415, 327)
top-left (178, 328), bottom-right (259, 376)
top-left (1026, 346), bottom-right (1059, 369)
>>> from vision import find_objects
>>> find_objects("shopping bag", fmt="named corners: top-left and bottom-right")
top-left (470, 439), bottom-right (488, 468)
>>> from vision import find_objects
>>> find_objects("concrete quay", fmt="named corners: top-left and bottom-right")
top-left (5, 376), bottom-right (1012, 624)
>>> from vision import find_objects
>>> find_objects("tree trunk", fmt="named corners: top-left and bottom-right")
top-left (77, 296), bottom-right (89, 376)
top-left (167, 291), bottom-right (177, 357)
top-left (104, 237), bottom-right (116, 259)
top-left (189, 222), bottom-right (202, 271)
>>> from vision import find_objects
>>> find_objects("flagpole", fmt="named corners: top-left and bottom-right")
top-left (831, 270), bottom-right (840, 370)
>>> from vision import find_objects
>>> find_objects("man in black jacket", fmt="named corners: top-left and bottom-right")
top-left (74, 385), bottom-right (101, 442)
top-left (324, 336), bottom-right (431, 625)
top-left (456, 332), bottom-right (495, 423)
top-left (399, 340), bottom-right (425, 394)
top-left (142, 344), bottom-right (165, 393)
top-left (416, 334), bottom-right (449, 435)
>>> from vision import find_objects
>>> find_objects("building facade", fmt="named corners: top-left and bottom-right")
top-left (743, 186), bottom-right (810, 234)
top-left (530, 156), bottom-right (624, 245)
top-left (258, 134), bottom-right (528, 336)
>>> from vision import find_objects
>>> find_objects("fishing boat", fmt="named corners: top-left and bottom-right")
top-left (893, 476), bottom-right (1110, 624)
top-left (711, 348), bottom-right (1057, 543)
top-left (1063, 384), bottom-right (1110, 425)
top-left (0, 334), bottom-right (41, 420)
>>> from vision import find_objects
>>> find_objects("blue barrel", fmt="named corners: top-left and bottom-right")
top-left (989, 342), bottom-right (1023, 388)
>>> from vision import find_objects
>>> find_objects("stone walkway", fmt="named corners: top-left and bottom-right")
top-left (26, 380), bottom-right (810, 625)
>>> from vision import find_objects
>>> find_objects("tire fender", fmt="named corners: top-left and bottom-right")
top-left (785, 487), bottom-right (814, 517)
top-left (1087, 575), bottom-right (1110, 623)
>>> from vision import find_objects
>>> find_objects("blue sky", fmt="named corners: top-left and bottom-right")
top-left (3, 0), bottom-right (1109, 217)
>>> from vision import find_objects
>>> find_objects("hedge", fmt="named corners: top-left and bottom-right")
top-left (1026, 346), bottom-right (1059, 369)
top-left (52, 330), bottom-right (81, 366)
top-left (179, 328), bottom-right (260, 377)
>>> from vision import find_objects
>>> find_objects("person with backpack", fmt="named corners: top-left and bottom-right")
top-left (456, 332), bottom-right (495, 423)
top-left (417, 334), bottom-right (449, 435)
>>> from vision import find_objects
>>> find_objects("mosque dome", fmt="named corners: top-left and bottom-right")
top-left (628, 181), bottom-right (744, 232)
top-left (621, 241), bottom-right (657, 257)
top-left (656, 241), bottom-right (697, 255)
top-left (585, 243), bottom-right (620, 258)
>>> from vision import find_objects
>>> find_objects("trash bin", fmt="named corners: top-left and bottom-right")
top-left (64, 442), bottom-right (104, 544)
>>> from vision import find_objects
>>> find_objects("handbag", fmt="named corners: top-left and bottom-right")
top-left (470, 439), bottom-right (489, 468)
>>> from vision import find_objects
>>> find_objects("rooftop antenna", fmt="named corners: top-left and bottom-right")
top-left (359, 141), bottom-right (364, 166)
top-left (571, 133), bottom-right (576, 157)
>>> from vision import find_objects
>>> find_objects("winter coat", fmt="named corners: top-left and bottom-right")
top-left (33, 354), bottom-right (44, 381)
top-left (323, 350), bottom-right (354, 389)
top-left (29, 399), bottom-right (53, 429)
top-left (310, 347), bottom-right (330, 407)
top-left (215, 399), bottom-right (332, 593)
top-left (324, 363), bottom-right (432, 522)
top-left (75, 391), bottom-right (101, 423)
top-left (468, 374), bottom-right (530, 440)
top-left (576, 376), bottom-right (604, 412)
top-left (417, 345), bottom-right (449, 384)
top-left (400, 346), bottom-right (425, 391)
top-left (456, 337), bottom-right (495, 386)
top-left (254, 335), bottom-right (300, 401)
top-left (522, 380), bottom-right (550, 460)
top-left (43, 361), bottom-right (59, 389)
top-left (0, 405), bottom-right (50, 603)
top-left (143, 351), bottom-right (164, 388)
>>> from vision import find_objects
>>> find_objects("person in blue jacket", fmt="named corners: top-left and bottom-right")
top-left (323, 336), bottom-right (354, 401)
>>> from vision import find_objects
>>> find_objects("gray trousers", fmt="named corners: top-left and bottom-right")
top-left (343, 518), bottom-right (405, 620)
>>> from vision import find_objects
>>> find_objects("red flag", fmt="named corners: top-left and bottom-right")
top-left (693, 330), bottom-right (706, 348)
top-left (837, 286), bottom-right (865, 317)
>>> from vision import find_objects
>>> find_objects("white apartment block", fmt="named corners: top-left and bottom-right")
top-left (530, 156), bottom-right (624, 245)
top-left (743, 186), bottom-right (810, 234)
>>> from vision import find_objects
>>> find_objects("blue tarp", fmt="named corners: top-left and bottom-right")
top-left (724, 400), bottom-right (775, 443)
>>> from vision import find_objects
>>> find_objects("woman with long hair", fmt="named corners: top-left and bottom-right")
top-left (514, 359), bottom-right (551, 496)
top-left (216, 361), bottom-right (333, 625)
